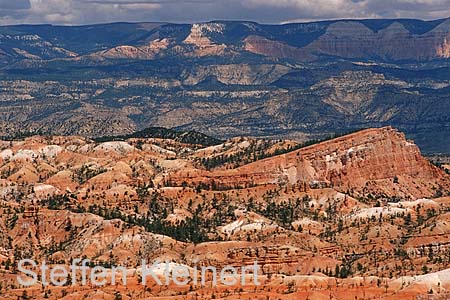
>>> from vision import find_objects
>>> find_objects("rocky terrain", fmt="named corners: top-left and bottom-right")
top-left (0, 127), bottom-right (449, 299)
top-left (1, 19), bottom-right (450, 153)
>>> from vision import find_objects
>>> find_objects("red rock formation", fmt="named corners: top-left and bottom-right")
top-left (94, 38), bottom-right (171, 59)
top-left (183, 23), bottom-right (228, 57)
top-left (170, 127), bottom-right (448, 198)
top-left (244, 35), bottom-right (316, 62)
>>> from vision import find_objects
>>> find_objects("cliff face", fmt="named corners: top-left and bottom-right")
top-left (243, 20), bottom-right (450, 62)
top-left (244, 35), bottom-right (316, 62)
top-left (288, 127), bottom-right (441, 195)
top-left (303, 20), bottom-right (450, 61)
top-left (182, 23), bottom-right (229, 56)
top-left (93, 38), bottom-right (171, 60)
top-left (171, 127), bottom-right (448, 198)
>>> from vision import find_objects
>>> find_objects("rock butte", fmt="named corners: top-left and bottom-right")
top-left (170, 127), bottom-right (448, 199)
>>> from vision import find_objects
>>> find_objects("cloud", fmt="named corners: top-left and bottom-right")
top-left (0, 0), bottom-right (449, 25)
top-left (0, 0), bottom-right (31, 10)
top-left (362, 0), bottom-right (450, 19)
top-left (0, 0), bottom-right (30, 20)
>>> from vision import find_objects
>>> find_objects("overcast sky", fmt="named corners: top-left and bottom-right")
top-left (0, 0), bottom-right (450, 25)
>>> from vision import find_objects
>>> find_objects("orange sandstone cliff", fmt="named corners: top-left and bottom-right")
top-left (169, 127), bottom-right (447, 198)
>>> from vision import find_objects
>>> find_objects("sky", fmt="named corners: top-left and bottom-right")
top-left (0, 0), bottom-right (450, 25)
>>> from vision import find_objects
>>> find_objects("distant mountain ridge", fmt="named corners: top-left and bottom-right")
top-left (94, 127), bottom-right (223, 146)
top-left (0, 18), bottom-right (450, 154)
top-left (1, 18), bottom-right (450, 63)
